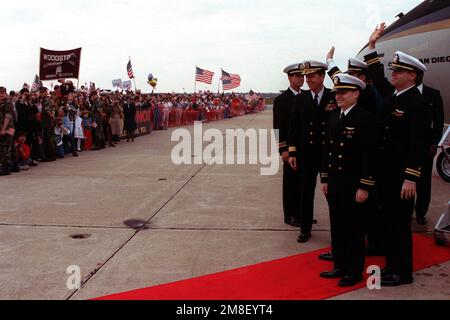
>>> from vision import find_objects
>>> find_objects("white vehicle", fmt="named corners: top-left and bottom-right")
top-left (437, 126), bottom-right (450, 182)
top-left (356, 0), bottom-right (450, 123)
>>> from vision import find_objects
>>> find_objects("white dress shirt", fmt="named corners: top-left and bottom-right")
top-left (417, 83), bottom-right (424, 94)
top-left (394, 85), bottom-right (416, 97)
top-left (340, 104), bottom-right (356, 117)
top-left (289, 87), bottom-right (300, 96)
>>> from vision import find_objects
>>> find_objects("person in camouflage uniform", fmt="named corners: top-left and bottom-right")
top-left (0, 87), bottom-right (15, 176)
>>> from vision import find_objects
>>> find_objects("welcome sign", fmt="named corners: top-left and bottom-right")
top-left (39, 47), bottom-right (82, 81)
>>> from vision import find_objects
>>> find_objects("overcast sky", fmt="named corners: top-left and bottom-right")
top-left (0, 0), bottom-right (420, 93)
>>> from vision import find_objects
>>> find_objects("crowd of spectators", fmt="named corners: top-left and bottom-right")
top-left (0, 80), bottom-right (264, 175)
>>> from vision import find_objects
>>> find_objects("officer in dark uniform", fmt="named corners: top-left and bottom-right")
top-left (319, 74), bottom-right (378, 286)
top-left (414, 82), bottom-right (444, 225)
top-left (365, 24), bottom-right (429, 286)
top-left (273, 63), bottom-right (305, 227)
top-left (325, 48), bottom-right (385, 257)
top-left (326, 47), bottom-right (383, 116)
top-left (288, 60), bottom-right (337, 243)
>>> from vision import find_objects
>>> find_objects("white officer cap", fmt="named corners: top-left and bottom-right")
top-left (283, 63), bottom-right (304, 75)
top-left (388, 51), bottom-right (427, 73)
top-left (302, 60), bottom-right (328, 75)
top-left (347, 58), bottom-right (368, 72)
top-left (332, 73), bottom-right (366, 91)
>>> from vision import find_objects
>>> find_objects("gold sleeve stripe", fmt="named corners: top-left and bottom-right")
top-left (366, 57), bottom-right (380, 65)
top-left (405, 170), bottom-right (421, 178)
top-left (406, 173), bottom-right (421, 178)
top-left (289, 147), bottom-right (297, 152)
top-left (366, 57), bottom-right (379, 63)
top-left (360, 180), bottom-right (375, 186)
top-left (360, 179), bottom-right (375, 183)
top-left (331, 71), bottom-right (342, 78)
top-left (406, 168), bottom-right (421, 175)
top-left (321, 173), bottom-right (328, 177)
top-left (279, 142), bottom-right (287, 147)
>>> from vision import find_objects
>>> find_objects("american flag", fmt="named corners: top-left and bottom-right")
top-left (31, 74), bottom-right (42, 91)
top-left (127, 59), bottom-right (134, 79)
top-left (221, 69), bottom-right (241, 90)
top-left (195, 67), bottom-right (215, 84)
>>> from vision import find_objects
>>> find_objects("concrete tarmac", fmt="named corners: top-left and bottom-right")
top-left (0, 110), bottom-right (449, 300)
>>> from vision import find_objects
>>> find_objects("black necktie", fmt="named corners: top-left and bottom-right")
top-left (313, 94), bottom-right (319, 108)
top-left (339, 112), bottom-right (346, 125)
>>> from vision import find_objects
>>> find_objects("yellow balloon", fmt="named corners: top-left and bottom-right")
top-left (149, 79), bottom-right (157, 87)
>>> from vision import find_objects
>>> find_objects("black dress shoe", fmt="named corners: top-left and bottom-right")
top-left (297, 231), bottom-right (311, 243)
top-left (318, 252), bottom-right (334, 261)
top-left (338, 274), bottom-right (363, 287)
top-left (0, 167), bottom-right (10, 176)
top-left (72, 152), bottom-right (79, 157)
top-left (284, 217), bottom-right (301, 227)
top-left (320, 269), bottom-right (345, 279)
top-left (416, 216), bottom-right (427, 225)
top-left (381, 274), bottom-right (413, 287)
top-left (10, 165), bottom-right (21, 173)
top-left (312, 219), bottom-right (318, 224)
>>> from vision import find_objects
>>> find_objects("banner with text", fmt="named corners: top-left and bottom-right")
top-left (39, 47), bottom-right (82, 81)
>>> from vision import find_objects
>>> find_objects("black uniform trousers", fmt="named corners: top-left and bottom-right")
top-left (364, 191), bottom-right (384, 250)
top-left (379, 177), bottom-right (414, 277)
top-left (282, 162), bottom-right (301, 220)
top-left (274, 88), bottom-right (299, 222)
top-left (327, 193), bottom-right (366, 275)
top-left (298, 160), bottom-right (319, 233)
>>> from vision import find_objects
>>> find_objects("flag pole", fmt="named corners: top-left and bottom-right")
top-left (77, 47), bottom-right (83, 90)
top-left (130, 56), bottom-right (137, 92)
top-left (194, 65), bottom-right (197, 93)
top-left (219, 69), bottom-right (223, 94)
top-left (217, 71), bottom-right (221, 94)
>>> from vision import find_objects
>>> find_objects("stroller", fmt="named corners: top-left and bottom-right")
top-left (434, 201), bottom-right (450, 246)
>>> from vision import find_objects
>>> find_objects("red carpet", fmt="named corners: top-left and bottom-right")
top-left (96, 234), bottom-right (450, 300)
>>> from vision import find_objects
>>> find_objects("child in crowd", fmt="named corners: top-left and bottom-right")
top-left (73, 109), bottom-right (84, 152)
top-left (54, 117), bottom-right (69, 158)
top-left (82, 111), bottom-right (93, 151)
top-left (15, 132), bottom-right (33, 170)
